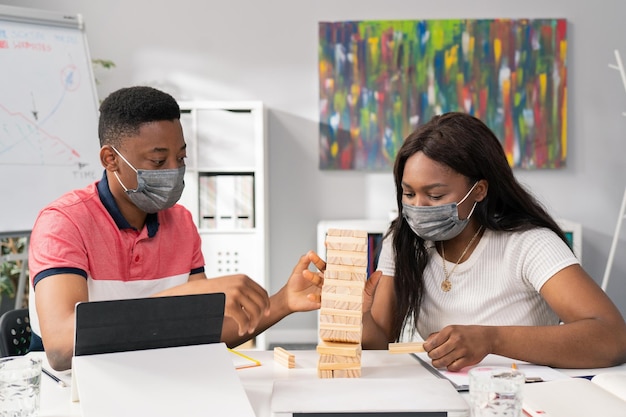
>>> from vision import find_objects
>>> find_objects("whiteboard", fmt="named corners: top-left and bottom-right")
top-left (0, 5), bottom-right (101, 234)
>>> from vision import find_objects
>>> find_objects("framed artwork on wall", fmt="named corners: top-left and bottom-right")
top-left (318, 19), bottom-right (568, 171)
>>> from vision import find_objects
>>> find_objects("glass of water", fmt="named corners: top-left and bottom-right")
top-left (0, 356), bottom-right (42, 417)
top-left (469, 366), bottom-right (525, 417)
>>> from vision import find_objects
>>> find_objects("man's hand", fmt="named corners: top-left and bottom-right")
top-left (281, 251), bottom-right (326, 313)
top-left (195, 274), bottom-right (271, 336)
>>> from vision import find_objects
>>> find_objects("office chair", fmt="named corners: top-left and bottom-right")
top-left (0, 308), bottom-right (31, 357)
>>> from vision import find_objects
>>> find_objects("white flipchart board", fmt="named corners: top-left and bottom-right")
top-left (0, 5), bottom-right (101, 234)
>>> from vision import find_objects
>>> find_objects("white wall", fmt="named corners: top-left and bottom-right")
top-left (4, 0), bottom-right (626, 344)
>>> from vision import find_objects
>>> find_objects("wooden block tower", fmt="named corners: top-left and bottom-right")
top-left (317, 228), bottom-right (368, 378)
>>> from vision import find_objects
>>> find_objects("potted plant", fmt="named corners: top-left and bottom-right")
top-left (0, 236), bottom-right (28, 314)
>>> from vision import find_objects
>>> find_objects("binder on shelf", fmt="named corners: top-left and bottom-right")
top-left (199, 175), bottom-right (217, 229)
top-left (235, 174), bottom-right (254, 229)
top-left (199, 173), bottom-right (255, 230)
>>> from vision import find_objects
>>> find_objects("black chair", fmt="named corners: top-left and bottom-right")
top-left (0, 308), bottom-right (31, 357)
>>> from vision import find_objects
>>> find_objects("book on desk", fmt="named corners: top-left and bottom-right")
top-left (523, 373), bottom-right (626, 417)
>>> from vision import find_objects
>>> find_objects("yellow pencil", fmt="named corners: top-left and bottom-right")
top-left (228, 348), bottom-right (262, 369)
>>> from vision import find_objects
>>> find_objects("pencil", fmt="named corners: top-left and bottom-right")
top-left (228, 348), bottom-right (262, 369)
top-left (42, 367), bottom-right (67, 387)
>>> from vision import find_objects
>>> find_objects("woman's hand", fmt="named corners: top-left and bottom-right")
top-left (424, 325), bottom-right (496, 371)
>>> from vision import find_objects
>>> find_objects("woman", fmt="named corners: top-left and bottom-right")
top-left (362, 112), bottom-right (626, 370)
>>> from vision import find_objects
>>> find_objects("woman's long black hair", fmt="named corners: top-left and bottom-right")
top-left (388, 112), bottom-right (568, 340)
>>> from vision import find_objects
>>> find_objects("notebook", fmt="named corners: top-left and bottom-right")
top-left (74, 292), bottom-right (225, 356)
top-left (412, 352), bottom-right (569, 391)
top-left (523, 376), bottom-right (626, 417)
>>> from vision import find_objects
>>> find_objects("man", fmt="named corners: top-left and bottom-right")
top-left (29, 86), bottom-right (323, 371)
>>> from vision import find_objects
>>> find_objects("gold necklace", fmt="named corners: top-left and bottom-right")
top-left (440, 225), bottom-right (483, 292)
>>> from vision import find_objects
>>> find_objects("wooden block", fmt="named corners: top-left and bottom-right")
top-left (321, 297), bottom-right (362, 312)
top-left (320, 292), bottom-right (363, 304)
top-left (318, 353), bottom-right (361, 364)
top-left (319, 311), bottom-right (361, 326)
top-left (320, 291), bottom-right (364, 314)
top-left (325, 235), bottom-right (368, 251)
top-left (316, 341), bottom-right (361, 357)
top-left (274, 347), bottom-right (295, 368)
top-left (317, 361), bottom-right (361, 371)
top-left (326, 229), bottom-right (367, 238)
top-left (319, 322), bottom-right (362, 333)
top-left (319, 327), bottom-right (362, 344)
top-left (325, 263), bottom-right (368, 276)
top-left (319, 314), bottom-right (360, 328)
top-left (323, 278), bottom-right (365, 289)
top-left (319, 307), bottom-right (361, 318)
top-left (388, 342), bottom-right (425, 354)
top-left (333, 368), bottom-right (362, 378)
top-left (317, 369), bottom-right (334, 378)
top-left (326, 249), bottom-right (368, 267)
top-left (323, 278), bottom-right (365, 296)
top-left (322, 285), bottom-right (363, 298)
top-left (317, 368), bottom-right (361, 379)
top-left (318, 353), bottom-right (361, 371)
top-left (324, 269), bottom-right (368, 281)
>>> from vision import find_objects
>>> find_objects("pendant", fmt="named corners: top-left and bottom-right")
top-left (441, 278), bottom-right (452, 292)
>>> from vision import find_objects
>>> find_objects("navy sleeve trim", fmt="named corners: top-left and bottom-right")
top-left (190, 266), bottom-right (205, 275)
top-left (33, 267), bottom-right (88, 288)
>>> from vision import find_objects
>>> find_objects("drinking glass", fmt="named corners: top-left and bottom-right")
top-left (0, 356), bottom-right (42, 417)
top-left (468, 366), bottom-right (525, 417)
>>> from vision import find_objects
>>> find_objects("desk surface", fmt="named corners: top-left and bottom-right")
top-left (34, 349), bottom-right (626, 417)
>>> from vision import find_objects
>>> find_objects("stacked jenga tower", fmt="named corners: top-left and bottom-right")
top-left (317, 228), bottom-right (367, 378)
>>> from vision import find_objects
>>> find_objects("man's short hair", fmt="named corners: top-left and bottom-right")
top-left (98, 86), bottom-right (180, 147)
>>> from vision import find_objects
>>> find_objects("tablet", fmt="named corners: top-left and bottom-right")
top-left (74, 293), bottom-right (225, 356)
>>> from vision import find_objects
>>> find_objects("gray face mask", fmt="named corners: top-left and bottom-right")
top-left (112, 147), bottom-right (185, 213)
top-left (402, 182), bottom-right (478, 241)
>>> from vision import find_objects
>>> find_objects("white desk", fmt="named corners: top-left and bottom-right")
top-left (33, 350), bottom-right (626, 417)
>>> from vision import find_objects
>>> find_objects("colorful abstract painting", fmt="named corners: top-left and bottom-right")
top-left (318, 19), bottom-right (568, 170)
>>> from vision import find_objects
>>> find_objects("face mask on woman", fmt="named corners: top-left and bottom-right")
top-left (402, 182), bottom-right (478, 241)
top-left (112, 147), bottom-right (185, 213)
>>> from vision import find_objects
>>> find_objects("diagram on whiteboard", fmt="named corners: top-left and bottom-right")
top-left (0, 8), bottom-right (103, 233)
top-left (0, 19), bottom-right (99, 176)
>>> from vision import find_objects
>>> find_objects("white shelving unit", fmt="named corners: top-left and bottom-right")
top-left (178, 101), bottom-right (268, 349)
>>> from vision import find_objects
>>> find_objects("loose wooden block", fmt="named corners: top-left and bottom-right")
top-left (274, 346), bottom-right (295, 368)
top-left (388, 342), bottom-right (425, 354)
